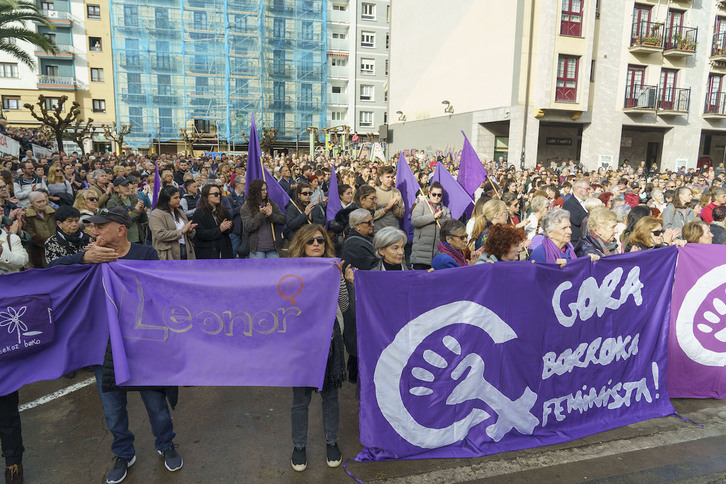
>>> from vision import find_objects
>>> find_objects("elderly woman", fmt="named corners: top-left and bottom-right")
top-left (373, 226), bottom-right (408, 270)
top-left (663, 186), bottom-right (695, 231)
top-left (411, 181), bottom-right (451, 270)
top-left (575, 207), bottom-right (619, 257)
top-left (24, 191), bottom-right (56, 267)
top-left (529, 208), bottom-right (598, 266)
top-left (682, 220), bottom-right (714, 244)
top-left (288, 224), bottom-right (353, 472)
top-left (627, 216), bottom-right (684, 250)
top-left (523, 195), bottom-right (549, 240)
top-left (472, 199), bottom-right (509, 249)
top-left (0, 222), bottom-right (29, 274)
top-left (44, 205), bottom-right (91, 265)
top-left (340, 208), bottom-right (377, 270)
top-left (285, 182), bottom-right (326, 241)
top-left (649, 188), bottom-right (666, 214)
top-left (432, 219), bottom-right (477, 270)
top-left (149, 186), bottom-right (198, 260)
top-left (580, 197), bottom-right (605, 237)
top-left (476, 224), bottom-right (527, 263)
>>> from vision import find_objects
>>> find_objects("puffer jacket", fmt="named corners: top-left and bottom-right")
top-left (411, 200), bottom-right (451, 266)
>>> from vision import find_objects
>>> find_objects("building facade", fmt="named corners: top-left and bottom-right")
top-left (387, 0), bottom-right (726, 171)
top-left (0, 0), bottom-right (116, 152)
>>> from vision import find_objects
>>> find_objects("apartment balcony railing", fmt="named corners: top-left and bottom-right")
top-left (328, 9), bottom-right (349, 23)
top-left (119, 53), bottom-right (143, 69)
top-left (329, 93), bottom-right (347, 105)
top-left (657, 87), bottom-right (690, 113)
top-left (624, 84), bottom-right (658, 111)
top-left (40, 9), bottom-right (72, 24)
top-left (630, 20), bottom-right (664, 53)
top-left (297, 99), bottom-right (322, 110)
top-left (269, 65), bottom-right (293, 78)
top-left (328, 65), bottom-right (348, 79)
top-left (328, 38), bottom-right (349, 51)
top-left (35, 44), bottom-right (74, 58)
top-left (663, 25), bottom-right (698, 57)
top-left (298, 66), bottom-right (323, 80)
top-left (37, 75), bottom-right (77, 90)
top-left (705, 91), bottom-right (726, 117)
top-left (712, 31), bottom-right (726, 61)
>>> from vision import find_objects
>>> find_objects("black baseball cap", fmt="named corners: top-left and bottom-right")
top-left (86, 207), bottom-right (132, 227)
top-left (113, 176), bottom-right (130, 186)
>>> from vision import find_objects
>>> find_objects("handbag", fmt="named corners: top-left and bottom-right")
top-left (237, 231), bottom-right (250, 258)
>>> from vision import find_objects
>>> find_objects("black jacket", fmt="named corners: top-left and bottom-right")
top-left (191, 207), bottom-right (234, 259)
top-left (563, 196), bottom-right (588, 243)
top-left (222, 192), bottom-right (245, 235)
top-left (711, 223), bottom-right (726, 245)
top-left (285, 200), bottom-right (325, 241)
top-left (574, 234), bottom-right (613, 258)
top-left (341, 229), bottom-right (377, 270)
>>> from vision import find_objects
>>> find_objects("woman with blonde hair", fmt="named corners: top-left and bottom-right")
top-left (628, 216), bottom-right (683, 250)
top-left (682, 220), bottom-right (714, 244)
top-left (472, 199), bottom-right (508, 249)
top-left (575, 207), bottom-right (619, 257)
top-left (46, 162), bottom-right (74, 206)
top-left (523, 195), bottom-right (549, 240)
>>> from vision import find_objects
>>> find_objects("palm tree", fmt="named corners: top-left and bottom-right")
top-left (0, 0), bottom-right (57, 69)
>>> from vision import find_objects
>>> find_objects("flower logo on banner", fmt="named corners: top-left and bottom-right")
top-left (0, 306), bottom-right (43, 345)
top-left (676, 265), bottom-right (726, 366)
top-left (373, 301), bottom-right (539, 449)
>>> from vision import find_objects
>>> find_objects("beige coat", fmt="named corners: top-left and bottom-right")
top-left (148, 208), bottom-right (196, 260)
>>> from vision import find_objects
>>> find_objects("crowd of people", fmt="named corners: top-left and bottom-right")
top-left (0, 136), bottom-right (724, 484)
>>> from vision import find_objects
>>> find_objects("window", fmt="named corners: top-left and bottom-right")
top-left (89, 37), bottom-right (102, 51)
top-left (332, 4), bottom-right (346, 10)
top-left (359, 111), bottom-right (373, 127)
top-left (158, 75), bottom-right (171, 95)
top-left (90, 68), bottom-right (104, 81)
top-left (302, 21), bottom-right (313, 40)
top-left (632, 4), bottom-right (652, 43)
top-left (1, 38), bottom-right (16, 45)
top-left (331, 111), bottom-right (344, 121)
top-left (129, 107), bottom-right (143, 129)
top-left (555, 55), bottom-right (579, 102)
top-left (332, 85), bottom-right (342, 94)
top-left (625, 64), bottom-right (646, 108)
top-left (659, 69), bottom-right (678, 110)
top-left (155, 8), bottom-right (168, 28)
top-left (123, 5), bottom-right (138, 26)
top-left (361, 3), bottom-right (375, 19)
top-left (40, 2), bottom-right (54, 11)
top-left (92, 99), bottom-right (106, 113)
top-left (195, 77), bottom-right (208, 89)
top-left (44, 65), bottom-right (59, 77)
top-left (43, 33), bottom-right (56, 43)
top-left (44, 97), bottom-right (61, 110)
top-left (384, 90), bottom-right (388, 102)
top-left (385, 59), bottom-right (389, 75)
top-left (87, 5), bottom-right (100, 18)
top-left (274, 112), bottom-right (285, 130)
top-left (273, 18), bottom-right (285, 37)
top-left (232, 14), bottom-right (247, 30)
top-left (331, 57), bottom-right (347, 67)
top-left (193, 11), bottom-right (207, 29)
top-left (386, 33), bottom-right (389, 49)
top-left (383, 112), bottom-right (387, 123)
top-left (360, 84), bottom-right (374, 101)
top-left (332, 32), bottom-right (346, 39)
top-left (128, 73), bottom-right (141, 93)
top-left (561, 0), bottom-right (583, 37)
top-left (361, 31), bottom-right (375, 48)
top-left (360, 58), bottom-right (374, 74)
top-left (2, 96), bottom-right (20, 110)
top-left (707, 74), bottom-right (724, 113)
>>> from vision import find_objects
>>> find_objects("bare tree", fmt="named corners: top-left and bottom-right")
top-left (260, 127), bottom-right (278, 155)
top-left (102, 122), bottom-right (132, 154)
top-left (66, 118), bottom-right (94, 156)
top-left (178, 127), bottom-right (200, 156)
top-left (24, 95), bottom-right (81, 152)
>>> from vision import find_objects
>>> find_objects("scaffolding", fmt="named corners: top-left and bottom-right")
top-left (108, 0), bottom-right (327, 148)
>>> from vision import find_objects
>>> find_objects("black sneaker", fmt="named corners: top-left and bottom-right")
top-left (291, 447), bottom-right (307, 472)
top-left (158, 444), bottom-right (183, 472)
top-left (326, 443), bottom-right (342, 468)
top-left (106, 455), bottom-right (135, 484)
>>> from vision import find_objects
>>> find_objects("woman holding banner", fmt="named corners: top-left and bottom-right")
top-left (373, 227), bottom-right (409, 270)
top-left (411, 182), bottom-right (450, 270)
top-left (682, 220), bottom-right (714, 244)
top-left (626, 216), bottom-right (684, 250)
top-left (574, 207), bottom-right (619, 258)
top-left (476, 224), bottom-right (528, 263)
top-left (288, 224), bottom-right (353, 473)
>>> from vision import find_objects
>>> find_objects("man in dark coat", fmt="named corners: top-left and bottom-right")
top-left (710, 206), bottom-right (726, 245)
top-left (562, 178), bottom-right (590, 244)
top-left (222, 176), bottom-right (246, 256)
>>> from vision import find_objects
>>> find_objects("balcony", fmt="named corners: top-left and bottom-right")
top-left (328, 38), bottom-right (349, 52)
top-left (329, 93), bottom-right (347, 106)
top-left (623, 84), bottom-right (658, 112)
top-left (37, 75), bottom-right (77, 90)
top-left (297, 99), bottom-right (322, 110)
top-left (297, 66), bottom-right (323, 80)
top-left (328, 9), bottom-right (349, 24)
top-left (39, 9), bottom-right (72, 26)
top-left (119, 53), bottom-right (143, 70)
top-left (663, 26), bottom-right (698, 58)
top-left (705, 92), bottom-right (726, 118)
top-left (629, 20), bottom-right (664, 54)
top-left (712, 32), bottom-right (726, 62)
top-left (269, 65), bottom-right (293, 78)
top-left (328, 65), bottom-right (348, 79)
top-left (34, 44), bottom-right (74, 59)
top-left (657, 87), bottom-right (690, 115)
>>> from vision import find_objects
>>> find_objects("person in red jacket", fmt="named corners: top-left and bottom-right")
top-left (700, 187), bottom-right (726, 224)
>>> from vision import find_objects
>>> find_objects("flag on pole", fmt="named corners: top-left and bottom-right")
top-left (457, 131), bottom-right (488, 198)
top-left (395, 152), bottom-right (420, 241)
top-left (151, 160), bottom-right (161, 209)
top-left (432, 162), bottom-right (473, 220)
top-left (245, 113), bottom-right (291, 210)
top-left (326, 164), bottom-right (341, 225)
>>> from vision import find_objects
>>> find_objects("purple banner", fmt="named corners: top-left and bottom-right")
top-left (101, 258), bottom-right (341, 389)
top-left (0, 294), bottom-right (55, 360)
top-left (667, 244), bottom-right (726, 398)
top-left (355, 248), bottom-right (677, 461)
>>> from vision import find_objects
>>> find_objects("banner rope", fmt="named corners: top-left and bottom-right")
top-left (343, 458), bottom-right (365, 483)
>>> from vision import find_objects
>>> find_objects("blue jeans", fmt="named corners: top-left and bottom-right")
top-left (93, 366), bottom-right (175, 459)
top-left (249, 250), bottom-right (279, 259)
top-left (229, 233), bottom-right (241, 258)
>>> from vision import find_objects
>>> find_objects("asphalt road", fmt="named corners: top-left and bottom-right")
top-left (14, 374), bottom-right (726, 483)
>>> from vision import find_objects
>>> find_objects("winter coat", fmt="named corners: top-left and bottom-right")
top-left (574, 234), bottom-right (616, 258)
top-left (106, 193), bottom-right (148, 244)
top-left (149, 208), bottom-right (197, 260)
top-left (710, 222), bottom-right (726, 245)
top-left (411, 201), bottom-right (451, 266)
top-left (0, 229), bottom-right (28, 274)
top-left (285, 200), bottom-right (326, 241)
top-left (240, 200), bottom-right (285, 253)
top-left (44, 228), bottom-right (91, 265)
top-left (341, 230), bottom-right (377, 270)
top-left (662, 204), bottom-right (695, 231)
top-left (24, 205), bottom-right (56, 268)
top-left (191, 207), bottom-right (233, 259)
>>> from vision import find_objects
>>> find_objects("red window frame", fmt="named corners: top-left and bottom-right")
top-left (625, 65), bottom-right (645, 108)
top-left (666, 9), bottom-right (684, 50)
top-left (632, 4), bottom-right (652, 44)
top-left (561, 0), bottom-right (583, 37)
top-left (555, 55), bottom-right (579, 102)
top-left (715, 17), bottom-right (726, 55)
top-left (706, 74), bottom-right (724, 113)
top-left (659, 69), bottom-right (677, 110)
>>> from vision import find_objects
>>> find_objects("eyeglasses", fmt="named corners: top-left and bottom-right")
top-left (209, 192), bottom-right (221, 196)
top-left (300, 191), bottom-right (312, 195)
top-left (87, 197), bottom-right (98, 201)
top-left (361, 219), bottom-right (374, 226)
top-left (651, 230), bottom-right (664, 236)
top-left (452, 234), bottom-right (468, 241)
top-left (430, 193), bottom-right (443, 198)
top-left (306, 236), bottom-right (326, 245)
top-left (0, 185), bottom-right (7, 189)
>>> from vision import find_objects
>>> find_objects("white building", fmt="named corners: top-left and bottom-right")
top-left (387, 0), bottom-right (726, 171)
top-left (326, 0), bottom-right (389, 136)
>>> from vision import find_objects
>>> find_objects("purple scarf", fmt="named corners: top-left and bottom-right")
top-left (436, 241), bottom-right (467, 267)
top-left (542, 236), bottom-right (576, 263)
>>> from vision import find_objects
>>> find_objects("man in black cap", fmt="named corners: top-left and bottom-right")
top-left (106, 177), bottom-right (147, 245)
top-left (47, 207), bottom-right (182, 484)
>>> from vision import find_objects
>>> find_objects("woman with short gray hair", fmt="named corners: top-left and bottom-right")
top-left (529, 208), bottom-right (598, 266)
top-left (372, 227), bottom-right (408, 271)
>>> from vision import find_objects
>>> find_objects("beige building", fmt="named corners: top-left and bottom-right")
top-left (387, 0), bottom-right (726, 171)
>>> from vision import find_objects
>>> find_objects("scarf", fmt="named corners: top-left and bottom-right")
top-left (436, 241), bottom-right (467, 267)
top-left (593, 234), bottom-right (618, 255)
top-left (542, 236), bottom-right (576, 263)
top-left (56, 226), bottom-right (85, 247)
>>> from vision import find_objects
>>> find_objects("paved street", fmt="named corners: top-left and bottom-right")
top-left (15, 374), bottom-right (726, 483)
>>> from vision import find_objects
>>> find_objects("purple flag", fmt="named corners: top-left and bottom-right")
top-left (101, 258), bottom-right (341, 389)
top-left (0, 265), bottom-right (108, 396)
top-left (355, 248), bottom-right (677, 461)
top-left (667, 244), bottom-right (726, 397)
top-left (151, 160), bottom-right (161, 209)
top-left (395, 152), bottom-right (419, 241)
top-left (245, 114), bottom-right (291, 210)
top-left (457, 131), bottom-right (488, 198)
top-left (432, 162), bottom-right (473, 220)
top-left (326, 164), bottom-right (340, 224)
